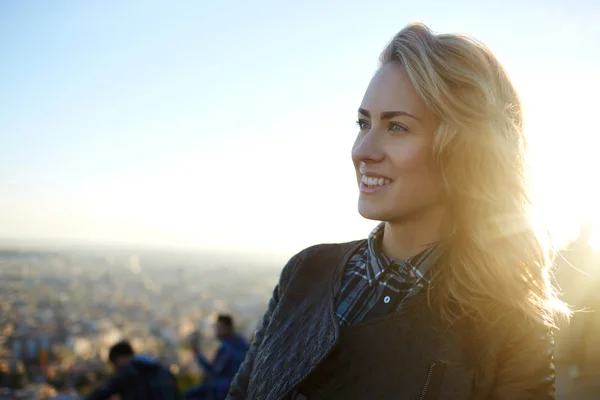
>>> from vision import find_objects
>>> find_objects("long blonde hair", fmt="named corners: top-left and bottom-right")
top-left (380, 23), bottom-right (569, 327)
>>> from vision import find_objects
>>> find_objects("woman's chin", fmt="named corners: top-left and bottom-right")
top-left (358, 202), bottom-right (388, 222)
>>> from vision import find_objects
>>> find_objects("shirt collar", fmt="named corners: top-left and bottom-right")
top-left (365, 222), bottom-right (437, 286)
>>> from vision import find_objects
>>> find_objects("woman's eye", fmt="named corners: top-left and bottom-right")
top-left (389, 122), bottom-right (408, 133)
top-left (356, 120), bottom-right (369, 130)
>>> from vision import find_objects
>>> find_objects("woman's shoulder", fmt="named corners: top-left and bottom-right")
top-left (279, 240), bottom-right (366, 289)
top-left (292, 239), bottom-right (365, 261)
top-left (460, 302), bottom-right (554, 354)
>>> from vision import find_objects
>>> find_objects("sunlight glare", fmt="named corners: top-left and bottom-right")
top-left (589, 227), bottom-right (600, 252)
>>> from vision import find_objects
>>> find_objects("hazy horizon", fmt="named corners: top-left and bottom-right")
top-left (0, 235), bottom-right (292, 267)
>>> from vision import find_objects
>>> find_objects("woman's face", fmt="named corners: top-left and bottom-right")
top-left (352, 63), bottom-right (442, 223)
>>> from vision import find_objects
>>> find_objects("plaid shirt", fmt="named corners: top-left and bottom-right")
top-left (335, 223), bottom-right (436, 327)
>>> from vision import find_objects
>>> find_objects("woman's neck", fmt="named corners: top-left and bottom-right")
top-left (381, 207), bottom-right (448, 261)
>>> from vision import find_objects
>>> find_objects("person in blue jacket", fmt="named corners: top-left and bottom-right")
top-left (186, 315), bottom-right (249, 400)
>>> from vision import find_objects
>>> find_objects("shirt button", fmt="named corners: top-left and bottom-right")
top-left (384, 296), bottom-right (391, 304)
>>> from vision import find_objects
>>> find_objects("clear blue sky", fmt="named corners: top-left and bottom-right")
top-left (1, 0), bottom-right (599, 255)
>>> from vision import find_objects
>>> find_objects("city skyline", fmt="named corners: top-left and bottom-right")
top-left (1, 1), bottom-right (599, 255)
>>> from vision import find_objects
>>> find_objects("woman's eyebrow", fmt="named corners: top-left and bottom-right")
top-left (358, 107), bottom-right (420, 121)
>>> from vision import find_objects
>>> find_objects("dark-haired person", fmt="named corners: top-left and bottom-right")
top-left (185, 315), bottom-right (249, 400)
top-left (227, 23), bottom-right (570, 400)
top-left (85, 340), bottom-right (180, 400)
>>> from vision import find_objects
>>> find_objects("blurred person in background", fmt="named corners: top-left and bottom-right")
top-left (85, 340), bottom-right (179, 400)
top-left (185, 315), bottom-right (249, 400)
top-left (227, 23), bottom-right (570, 400)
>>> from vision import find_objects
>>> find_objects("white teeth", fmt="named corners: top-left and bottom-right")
top-left (361, 175), bottom-right (391, 187)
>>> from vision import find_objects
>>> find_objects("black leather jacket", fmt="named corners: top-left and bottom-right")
top-left (227, 241), bottom-right (556, 400)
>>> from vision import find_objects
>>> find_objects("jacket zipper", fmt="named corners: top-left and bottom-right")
top-left (419, 362), bottom-right (437, 400)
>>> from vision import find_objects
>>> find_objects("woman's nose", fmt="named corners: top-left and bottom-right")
top-left (352, 129), bottom-right (385, 164)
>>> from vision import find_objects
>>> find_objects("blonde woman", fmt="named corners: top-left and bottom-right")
top-left (227, 23), bottom-right (568, 400)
